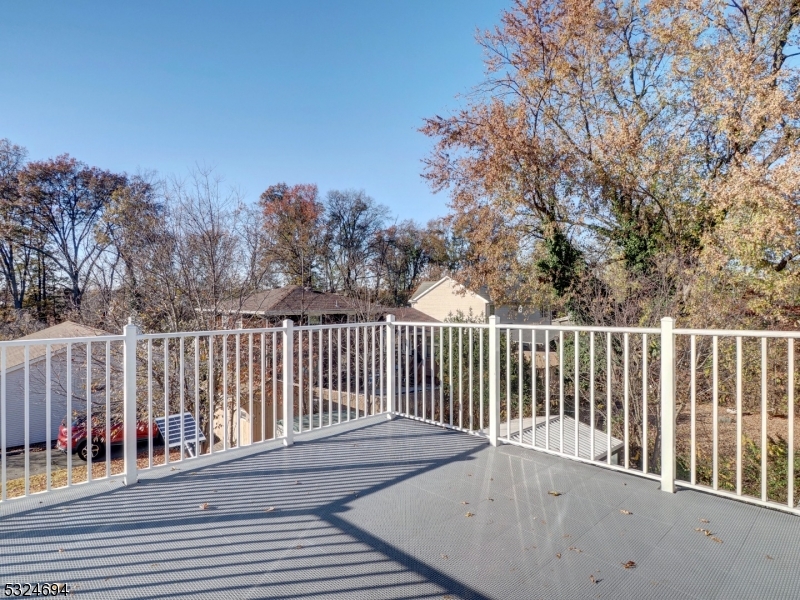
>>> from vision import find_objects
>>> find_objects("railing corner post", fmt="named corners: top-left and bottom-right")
top-left (488, 315), bottom-right (500, 447)
top-left (123, 318), bottom-right (138, 486)
top-left (282, 319), bottom-right (294, 447)
top-left (385, 314), bottom-right (396, 419)
top-left (660, 316), bottom-right (676, 493)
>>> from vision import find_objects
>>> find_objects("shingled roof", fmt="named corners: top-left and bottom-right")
top-left (225, 286), bottom-right (357, 317)
top-left (5, 321), bottom-right (111, 372)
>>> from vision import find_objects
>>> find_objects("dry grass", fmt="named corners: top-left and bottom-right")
top-left (3, 447), bottom-right (184, 499)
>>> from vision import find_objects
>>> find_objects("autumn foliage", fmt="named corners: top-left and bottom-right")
top-left (423, 0), bottom-right (800, 328)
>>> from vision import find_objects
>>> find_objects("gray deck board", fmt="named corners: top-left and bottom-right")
top-left (1, 417), bottom-right (798, 599)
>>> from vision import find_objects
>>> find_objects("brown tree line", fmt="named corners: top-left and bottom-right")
top-left (0, 139), bottom-right (457, 337)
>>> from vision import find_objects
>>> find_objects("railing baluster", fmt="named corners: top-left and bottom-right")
top-left (46, 345), bottom-right (52, 491)
top-left (479, 328), bottom-right (484, 432)
top-left (589, 332), bottom-right (595, 459)
top-left (180, 336), bottom-right (186, 459)
top-left (248, 333), bottom-right (254, 442)
top-left (559, 330), bottom-right (564, 454)
top-left (24, 345), bottom-right (30, 494)
top-left (273, 331), bottom-right (278, 437)
top-left (642, 333), bottom-right (648, 475)
top-left (236, 332), bottom-right (241, 446)
top-left (329, 329), bottom-right (334, 423)
top-left (438, 326), bottom-right (443, 424)
top-left (308, 328), bottom-right (313, 429)
top-left (623, 333), bottom-right (629, 468)
top-left (86, 341), bottom-right (92, 482)
top-left (606, 332), bottom-right (612, 466)
top-left (298, 329), bottom-right (303, 432)
top-left (690, 335), bottom-right (697, 484)
top-left (67, 342), bottom-right (73, 485)
top-left (544, 330), bottom-right (550, 450)
top-left (736, 336), bottom-right (742, 495)
top-left (506, 328), bottom-right (511, 441)
top-left (519, 329), bottom-right (524, 442)
top-left (260, 332), bottom-right (265, 442)
top-left (574, 331), bottom-right (579, 458)
top-left (458, 328), bottom-right (463, 429)
top-left (222, 335), bottom-right (227, 451)
top-left (761, 337), bottom-right (768, 502)
top-left (712, 335), bottom-right (719, 490)
top-left (449, 327), bottom-right (453, 426)
top-left (532, 329), bottom-right (537, 449)
top-left (147, 339), bottom-right (153, 467)
top-left (165, 338), bottom-right (171, 463)
top-left (346, 328), bottom-right (351, 421)
top-left (789, 338), bottom-right (795, 508)
top-left (209, 335), bottom-right (214, 454)
top-left (196, 336), bottom-right (202, 452)
top-left (403, 325), bottom-right (411, 416)
top-left (469, 327), bottom-right (474, 431)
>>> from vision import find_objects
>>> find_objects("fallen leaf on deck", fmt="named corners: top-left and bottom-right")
top-left (766, 555), bottom-right (774, 560)
top-left (699, 518), bottom-right (710, 523)
top-left (555, 553), bottom-right (561, 559)
top-left (569, 546), bottom-right (582, 553)
top-left (620, 509), bottom-right (632, 515)
top-left (440, 554), bottom-right (449, 559)
top-left (58, 548), bottom-right (64, 553)
top-left (465, 512), bottom-right (475, 518)
top-left (711, 537), bottom-right (723, 544)
top-left (295, 544), bottom-right (304, 549)
top-left (199, 502), bottom-right (209, 510)
top-left (622, 561), bottom-right (636, 569)
top-left (548, 490), bottom-right (562, 496)
top-left (461, 501), bottom-right (469, 505)
top-left (589, 575), bottom-right (597, 584)
top-left (694, 528), bottom-right (712, 536)
top-left (264, 507), bottom-right (276, 512)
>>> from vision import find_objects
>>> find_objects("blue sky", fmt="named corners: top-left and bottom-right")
top-left (0, 0), bottom-right (508, 224)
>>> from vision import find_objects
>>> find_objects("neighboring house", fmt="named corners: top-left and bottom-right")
top-left (217, 286), bottom-right (359, 326)
top-left (2, 321), bottom-right (111, 449)
top-left (409, 276), bottom-right (552, 327)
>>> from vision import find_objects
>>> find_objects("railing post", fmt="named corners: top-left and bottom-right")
top-left (282, 319), bottom-right (294, 447)
top-left (385, 315), bottom-right (396, 419)
top-left (488, 315), bottom-right (500, 446)
top-left (660, 316), bottom-right (676, 493)
top-left (123, 318), bottom-right (138, 486)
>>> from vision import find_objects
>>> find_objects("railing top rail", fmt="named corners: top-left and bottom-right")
top-left (674, 327), bottom-right (800, 338)
top-left (496, 324), bottom-right (661, 335)
top-left (393, 321), bottom-right (660, 334)
top-left (293, 322), bottom-right (386, 332)
top-left (393, 321), bottom-right (487, 329)
top-left (0, 335), bottom-right (125, 347)
top-left (138, 326), bottom-right (286, 340)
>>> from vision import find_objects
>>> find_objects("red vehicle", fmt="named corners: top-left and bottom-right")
top-left (56, 414), bottom-right (159, 461)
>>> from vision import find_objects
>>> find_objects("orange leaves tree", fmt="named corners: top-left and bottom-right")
top-left (259, 183), bottom-right (327, 289)
top-left (422, 0), bottom-right (800, 328)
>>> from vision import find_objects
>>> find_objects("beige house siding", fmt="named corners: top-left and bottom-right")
top-left (410, 279), bottom-right (489, 322)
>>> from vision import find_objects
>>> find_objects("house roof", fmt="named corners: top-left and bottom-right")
top-left (375, 306), bottom-right (439, 323)
top-left (225, 286), bottom-right (358, 317)
top-left (409, 276), bottom-right (491, 304)
top-left (6, 321), bottom-right (111, 371)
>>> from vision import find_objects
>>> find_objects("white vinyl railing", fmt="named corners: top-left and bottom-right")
top-left (1, 316), bottom-right (798, 516)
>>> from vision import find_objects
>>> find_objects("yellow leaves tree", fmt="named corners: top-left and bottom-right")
top-left (423, 0), bottom-right (800, 327)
